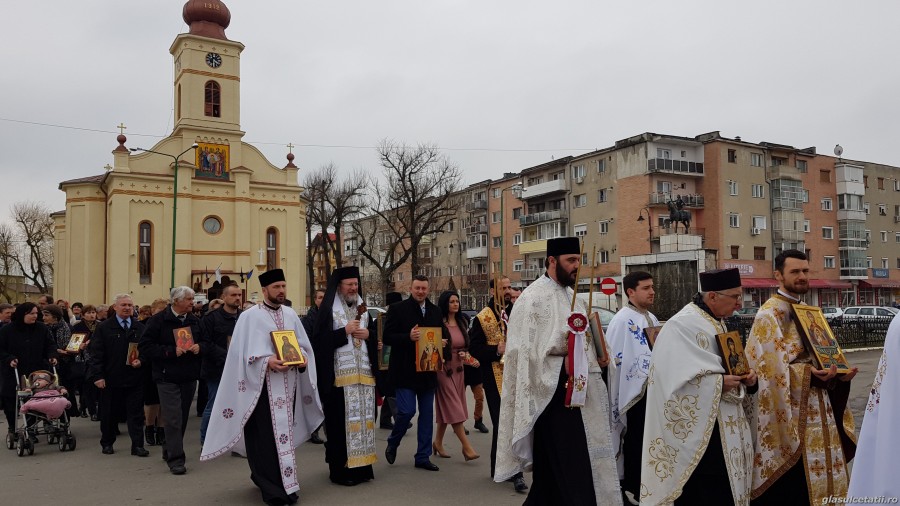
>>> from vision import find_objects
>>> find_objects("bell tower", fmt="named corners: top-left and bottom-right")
top-left (170, 0), bottom-right (245, 138)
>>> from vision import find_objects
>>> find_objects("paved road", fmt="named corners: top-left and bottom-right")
top-left (0, 348), bottom-right (883, 505)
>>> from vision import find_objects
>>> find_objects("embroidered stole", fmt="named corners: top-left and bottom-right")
top-left (262, 304), bottom-right (301, 494)
top-left (476, 307), bottom-right (505, 394)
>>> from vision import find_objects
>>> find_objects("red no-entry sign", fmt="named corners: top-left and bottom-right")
top-left (599, 277), bottom-right (617, 295)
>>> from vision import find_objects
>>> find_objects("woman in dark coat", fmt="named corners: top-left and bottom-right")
top-left (0, 302), bottom-right (58, 432)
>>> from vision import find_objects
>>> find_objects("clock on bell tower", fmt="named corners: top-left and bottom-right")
top-left (169, 0), bottom-right (245, 138)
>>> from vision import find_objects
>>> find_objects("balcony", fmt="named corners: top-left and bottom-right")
top-left (518, 239), bottom-right (548, 255)
top-left (766, 164), bottom-right (803, 182)
top-left (521, 267), bottom-right (543, 281)
top-left (647, 158), bottom-right (704, 176)
top-left (466, 246), bottom-right (488, 259)
top-left (648, 193), bottom-right (705, 208)
top-left (465, 223), bottom-right (487, 235)
top-left (465, 200), bottom-right (488, 212)
top-left (520, 179), bottom-right (568, 200)
top-left (465, 273), bottom-right (489, 286)
top-left (519, 209), bottom-right (567, 226)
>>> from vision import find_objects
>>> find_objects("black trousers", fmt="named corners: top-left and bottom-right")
top-left (99, 384), bottom-right (145, 448)
top-left (244, 384), bottom-right (297, 504)
top-left (677, 422), bottom-right (733, 505)
top-left (751, 461), bottom-right (809, 505)
top-left (156, 380), bottom-right (195, 468)
top-left (196, 379), bottom-right (208, 416)
top-left (524, 366), bottom-right (596, 506)
top-left (621, 395), bottom-right (647, 500)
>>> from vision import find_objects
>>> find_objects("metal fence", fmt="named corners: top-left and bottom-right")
top-left (725, 316), bottom-right (891, 349)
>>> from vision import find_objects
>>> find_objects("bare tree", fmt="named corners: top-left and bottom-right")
top-left (354, 140), bottom-right (462, 298)
top-left (0, 201), bottom-right (54, 296)
top-left (0, 224), bottom-right (19, 303)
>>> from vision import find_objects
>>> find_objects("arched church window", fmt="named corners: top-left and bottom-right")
top-left (266, 227), bottom-right (278, 271)
top-left (139, 221), bottom-right (152, 284)
top-left (204, 81), bottom-right (220, 117)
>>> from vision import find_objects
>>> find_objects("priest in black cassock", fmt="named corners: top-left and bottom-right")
top-left (313, 266), bottom-right (379, 486)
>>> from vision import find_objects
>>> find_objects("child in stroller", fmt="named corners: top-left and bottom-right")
top-left (6, 368), bottom-right (77, 455)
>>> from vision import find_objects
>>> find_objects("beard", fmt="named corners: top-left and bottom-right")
top-left (266, 292), bottom-right (285, 306)
top-left (341, 292), bottom-right (358, 306)
top-left (784, 279), bottom-right (809, 295)
top-left (555, 262), bottom-right (577, 288)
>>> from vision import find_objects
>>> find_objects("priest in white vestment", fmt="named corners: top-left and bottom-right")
top-left (847, 312), bottom-right (899, 500)
top-left (641, 268), bottom-right (757, 506)
top-left (495, 236), bottom-right (621, 506)
top-left (201, 269), bottom-right (323, 506)
top-left (607, 270), bottom-right (660, 505)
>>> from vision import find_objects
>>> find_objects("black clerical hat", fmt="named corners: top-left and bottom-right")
top-left (385, 291), bottom-right (403, 305)
top-left (258, 268), bottom-right (285, 287)
top-left (547, 237), bottom-right (580, 257)
top-left (330, 266), bottom-right (360, 282)
top-left (699, 268), bottom-right (741, 292)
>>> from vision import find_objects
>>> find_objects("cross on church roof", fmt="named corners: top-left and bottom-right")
top-left (117, 123), bottom-right (127, 135)
top-left (286, 143), bottom-right (295, 154)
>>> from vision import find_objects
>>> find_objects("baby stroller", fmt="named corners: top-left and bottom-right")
top-left (4, 367), bottom-right (77, 456)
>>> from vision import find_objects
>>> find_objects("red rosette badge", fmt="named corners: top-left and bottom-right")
top-left (567, 312), bottom-right (588, 333)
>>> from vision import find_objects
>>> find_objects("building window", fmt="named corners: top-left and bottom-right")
top-left (574, 224), bottom-right (587, 238)
top-left (597, 159), bottom-right (606, 173)
top-left (573, 194), bottom-right (587, 208)
top-left (882, 258), bottom-right (889, 269)
top-left (864, 175), bottom-right (869, 188)
top-left (879, 204), bottom-right (887, 216)
top-left (571, 165), bottom-right (586, 180)
top-left (448, 221), bottom-right (454, 232)
top-left (727, 149), bottom-right (737, 163)
top-left (878, 177), bottom-right (885, 190)
top-left (491, 211), bottom-right (501, 223)
top-left (513, 260), bottom-right (523, 272)
top-left (512, 207), bottom-right (522, 219)
top-left (730, 245), bottom-right (739, 259)
top-left (728, 181), bottom-right (738, 196)
top-left (138, 221), bottom-right (152, 284)
top-left (204, 81), bottom-right (221, 117)
top-left (824, 256), bottom-right (835, 269)
top-left (657, 148), bottom-right (671, 159)
top-left (821, 198), bottom-right (832, 211)
top-left (895, 232), bottom-right (900, 243)
top-left (897, 258), bottom-right (900, 269)
top-left (796, 159), bottom-right (808, 172)
top-left (865, 229), bottom-right (872, 243)
top-left (266, 227), bottom-right (278, 271)
top-left (864, 202), bottom-right (870, 215)
top-left (881, 231), bottom-right (888, 242)
top-left (822, 227), bottom-right (834, 239)
top-left (492, 236), bottom-right (502, 248)
top-left (754, 247), bottom-right (766, 261)
top-left (550, 171), bottom-right (564, 181)
top-left (202, 216), bottom-right (222, 235)
top-left (895, 179), bottom-right (900, 191)
top-left (750, 153), bottom-right (763, 167)
top-left (820, 170), bottom-right (831, 183)
top-left (491, 188), bottom-right (501, 199)
top-left (600, 250), bottom-right (610, 264)
top-left (803, 220), bottom-right (810, 233)
top-left (513, 233), bottom-right (521, 245)
top-left (729, 214), bottom-right (740, 228)
top-left (599, 221), bottom-right (609, 235)
top-left (752, 216), bottom-right (767, 229)
top-left (597, 189), bottom-right (607, 203)
top-left (751, 184), bottom-right (764, 198)
top-left (867, 257), bottom-right (873, 269)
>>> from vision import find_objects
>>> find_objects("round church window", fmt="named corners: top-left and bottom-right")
top-left (203, 216), bottom-right (222, 235)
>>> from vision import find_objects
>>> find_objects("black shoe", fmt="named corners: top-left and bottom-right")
top-left (513, 476), bottom-right (528, 493)
top-left (156, 427), bottom-right (166, 446)
top-left (145, 426), bottom-right (156, 446)
top-left (162, 449), bottom-right (168, 461)
top-left (379, 421), bottom-right (394, 430)
top-left (101, 446), bottom-right (114, 455)
top-left (90, 414), bottom-right (99, 422)
top-left (80, 409), bottom-right (88, 418)
top-left (114, 426), bottom-right (121, 436)
top-left (414, 460), bottom-right (440, 471)
top-left (474, 419), bottom-right (489, 433)
top-left (170, 465), bottom-right (186, 475)
top-left (308, 431), bottom-right (324, 444)
top-left (330, 477), bottom-right (359, 486)
top-left (385, 445), bottom-right (397, 465)
top-left (131, 447), bottom-right (150, 457)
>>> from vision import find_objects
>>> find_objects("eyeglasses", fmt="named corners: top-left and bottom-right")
top-left (714, 291), bottom-right (742, 301)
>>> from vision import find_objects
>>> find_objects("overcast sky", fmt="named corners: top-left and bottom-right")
top-left (2, 0), bottom-right (899, 225)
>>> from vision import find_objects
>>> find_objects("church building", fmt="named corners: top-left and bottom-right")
top-left (53, 0), bottom-right (307, 306)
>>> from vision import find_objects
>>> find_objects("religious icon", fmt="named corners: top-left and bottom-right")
top-left (126, 342), bottom-right (140, 365)
top-left (194, 142), bottom-right (230, 180)
top-left (173, 327), bottom-right (194, 351)
top-left (587, 312), bottom-right (609, 363)
top-left (790, 304), bottom-right (852, 373)
top-left (66, 333), bottom-right (88, 353)
top-left (270, 330), bottom-right (306, 367)
top-left (642, 326), bottom-right (663, 351)
top-left (416, 327), bottom-right (443, 372)
top-left (715, 331), bottom-right (750, 376)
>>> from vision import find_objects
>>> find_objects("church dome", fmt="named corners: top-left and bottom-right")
top-left (182, 0), bottom-right (231, 41)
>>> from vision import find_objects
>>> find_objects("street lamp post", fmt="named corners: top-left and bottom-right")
top-left (499, 183), bottom-right (524, 275)
top-left (636, 207), bottom-right (653, 254)
top-left (130, 143), bottom-right (199, 289)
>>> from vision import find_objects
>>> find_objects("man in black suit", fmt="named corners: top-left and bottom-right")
top-left (87, 294), bottom-right (148, 457)
top-left (383, 275), bottom-right (443, 471)
top-left (139, 286), bottom-right (203, 475)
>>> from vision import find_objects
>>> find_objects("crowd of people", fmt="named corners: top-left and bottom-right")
top-left (0, 245), bottom-right (897, 505)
